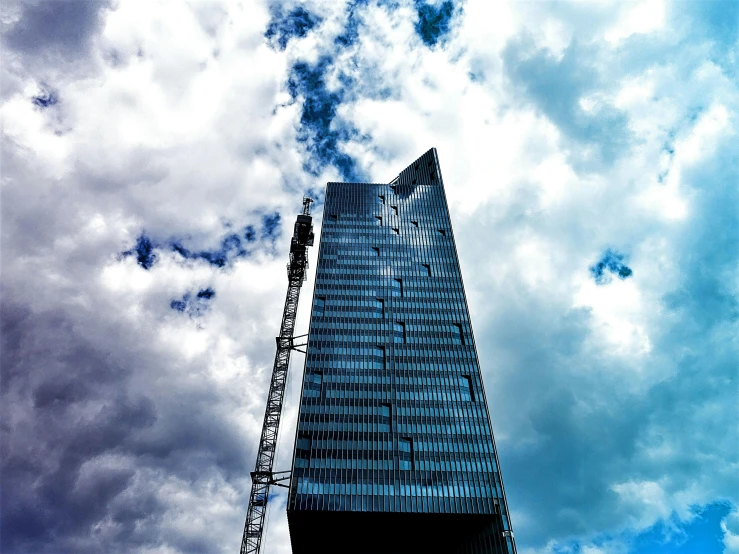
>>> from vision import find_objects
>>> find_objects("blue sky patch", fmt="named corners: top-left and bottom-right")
top-left (120, 234), bottom-right (158, 270)
top-left (589, 249), bottom-right (633, 284)
top-left (631, 502), bottom-right (732, 554)
top-left (196, 287), bottom-right (215, 300)
top-left (685, 0), bottom-right (739, 48)
top-left (244, 224), bottom-right (257, 242)
top-left (261, 212), bottom-right (281, 240)
top-left (123, 221), bottom-right (272, 270)
top-left (170, 230), bottom-right (249, 268)
top-left (334, 0), bottom-right (368, 47)
top-left (541, 502), bottom-right (732, 554)
top-left (170, 287), bottom-right (216, 317)
top-left (287, 56), bottom-right (365, 181)
top-left (414, 0), bottom-right (456, 48)
top-left (32, 87), bottom-right (58, 108)
top-left (265, 6), bottom-right (322, 51)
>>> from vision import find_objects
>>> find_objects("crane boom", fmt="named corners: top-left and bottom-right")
top-left (239, 197), bottom-right (314, 554)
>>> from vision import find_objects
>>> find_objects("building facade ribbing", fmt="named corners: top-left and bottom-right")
top-left (287, 149), bottom-right (516, 553)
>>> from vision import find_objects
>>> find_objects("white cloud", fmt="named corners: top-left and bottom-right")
top-left (1, 1), bottom-right (737, 553)
top-left (724, 508), bottom-right (739, 554)
top-left (611, 480), bottom-right (672, 528)
top-left (574, 277), bottom-right (653, 358)
top-left (605, 0), bottom-right (666, 44)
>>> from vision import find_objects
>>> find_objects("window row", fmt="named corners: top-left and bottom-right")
top-left (305, 374), bottom-right (476, 401)
top-left (298, 399), bottom-right (484, 421)
top-left (304, 349), bottom-right (478, 367)
top-left (296, 455), bottom-right (495, 474)
top-left (301, 436), bottom-right (494, 454)
top-left (297, 420), bottom-right (490, 436)
top-left (290, 491), bottom-right (500, 521)
top-left (294, 479), bottom-right (498, 502)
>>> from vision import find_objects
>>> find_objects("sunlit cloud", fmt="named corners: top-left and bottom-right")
top-left (1, 1), bottom-right (736, 553)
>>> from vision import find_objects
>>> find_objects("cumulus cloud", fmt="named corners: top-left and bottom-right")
top-left (724, 507), bottom-right (739, 554)
top-left (2, 0), bottom-right (113, 61)
top-left (1, 1), bottom-right (737, 554)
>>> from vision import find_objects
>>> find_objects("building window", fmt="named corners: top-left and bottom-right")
top-left (460, 375), bottom-right (475, 402)
top-left (392, 227), bottom-right (399, 235)
top-left (373, 298), bottom-right (385, 318)
top-left (390, 185), bottom-right (397, 193)
top-left (375, 216), bottom-right (383, 226)
top-left (452, 323), bottom-right (464, 345)
top-left (438, 229), bottom-right (446, 236)
top-left (392, 205), bottom-right (398, 216)
top-left (412, 179), bottom-right (417, 185)
top-left (379, 194), bottom-right (385, 204)
top-left (295, 433), bottom-right (311, 467)
top-left (306, 371), bottom-right (323, 397)
top-left (399, 438), bottom-right (413, 470)
top-left (392, 278), bottom-right (403, 297)
top-left (328, 214), bottom-right (337, 222)
top-left (372, 246), bottom-right (380, 256)
top-left (411, 221), bottom-right (419, 227)
top-left (394, 321), bottom-right (406, 343)
top-left (314, 297), bottom-right (326, 316)
top-left (379, 403), bottom-right (392, 432)
top-left (421, 263), bottom-right (431, 277)
top-left (374, 346), bottom-right (386, 370)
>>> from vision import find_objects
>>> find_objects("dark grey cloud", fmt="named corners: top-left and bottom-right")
top-left (2, 0), bottom-right (113, 61)
top-left (1, 302), bottom-right (153, 553)
top-left (0, 297), bottom-right (255, 554)
top-left (0, 2), bottom-right (311, 553)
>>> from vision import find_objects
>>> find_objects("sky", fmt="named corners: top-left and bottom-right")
top-left (1, 0), bottom-right (737, 553)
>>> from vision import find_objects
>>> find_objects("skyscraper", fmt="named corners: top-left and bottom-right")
top-left (287, 149), bottom-right (516, 553)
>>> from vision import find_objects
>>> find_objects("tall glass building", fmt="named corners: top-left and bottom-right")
top-left (287, 149), bottom-right (516, 553)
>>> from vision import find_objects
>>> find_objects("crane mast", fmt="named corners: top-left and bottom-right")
top-left (239, 197), bottom-right (314, 554)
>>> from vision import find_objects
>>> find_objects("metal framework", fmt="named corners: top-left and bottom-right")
top-left (239, 197), bottom-right (314, 554)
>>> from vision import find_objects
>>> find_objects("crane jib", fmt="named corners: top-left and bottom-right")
top-left (239, 197), bottom-right (314, 554)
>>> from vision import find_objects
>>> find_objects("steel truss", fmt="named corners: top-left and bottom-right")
top-left (239, 198), bottom-right (314, 554)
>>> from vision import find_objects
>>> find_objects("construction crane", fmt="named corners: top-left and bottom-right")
top-left (239, 197), bottom-right (314, 554)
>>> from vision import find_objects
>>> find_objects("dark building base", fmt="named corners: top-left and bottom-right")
top-left (287, 509), bottom-right (509, 553)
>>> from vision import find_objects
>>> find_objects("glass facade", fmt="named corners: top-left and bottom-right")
top-left (287, 149), bottom-right (516, 554)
